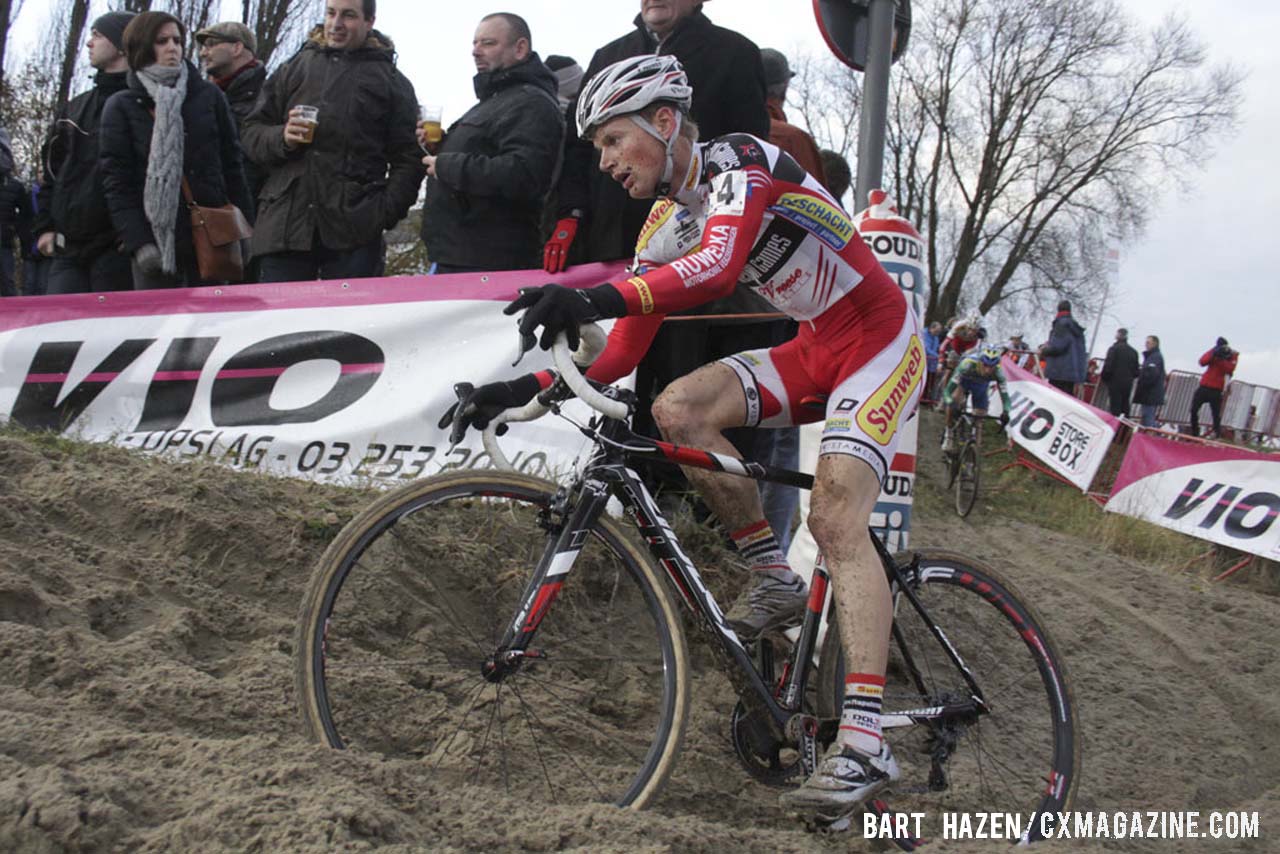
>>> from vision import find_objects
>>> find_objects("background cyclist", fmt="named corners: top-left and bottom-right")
top-left (440, 55), bottom-right (922, 823)
top-left (941, 345), bottom-right (1011, 452)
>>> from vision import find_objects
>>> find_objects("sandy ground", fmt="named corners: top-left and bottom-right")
top-left (1, 427), bottom-right (1277, 853)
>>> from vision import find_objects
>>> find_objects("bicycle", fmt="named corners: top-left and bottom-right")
top-left (294, 326), bottom-right (1079, 845)
top-left (943, 409), bottom-right (983, 518)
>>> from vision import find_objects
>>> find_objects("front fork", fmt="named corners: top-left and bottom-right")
top-left (482, 477), bottom-right (612, 681)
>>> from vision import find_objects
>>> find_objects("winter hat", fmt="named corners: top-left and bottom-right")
top-left (545, 54), bottom-right (584, 109)
top-left (92, 11), bottom-right (136, 53)
top-left (1216, 336), bottom-right (1228, 348)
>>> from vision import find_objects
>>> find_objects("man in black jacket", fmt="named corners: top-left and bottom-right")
top-left (0, 171), bottom-right (33, 297)
top-left (242, 0), bottom-right (422, 282)
top-left (1099, 327), bottom-right (1139, 417)
top-left (196, 21), bottom-right (268, 202)
top-left (420, 13), bottom-right (563, 273)
top-left (545, 1), bottom-right (770, 269)
top-left (34, 11), bottom-right (136, 294)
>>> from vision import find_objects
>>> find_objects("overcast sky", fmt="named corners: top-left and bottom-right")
top-left (12, 1), bottom-right (1277, 387)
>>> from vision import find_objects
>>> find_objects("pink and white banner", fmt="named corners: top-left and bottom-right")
top-left (1105, 432), bottom-right (1280, 560)
top-left (0, 264), bottom-right (626, 485)
top-left (1003, 359), bottom-right (1122, 491)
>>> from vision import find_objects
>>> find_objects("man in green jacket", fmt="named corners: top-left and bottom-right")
top-left (242, 0), bottom-right (423, 281)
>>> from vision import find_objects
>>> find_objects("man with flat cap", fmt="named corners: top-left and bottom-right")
top-left (34, 10), bottom-right (136, 294)
top-left (196, 21), bottom-right (267, 200)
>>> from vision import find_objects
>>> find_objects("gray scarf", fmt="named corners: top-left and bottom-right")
top-left (135, 62), bottom-right (188, 274)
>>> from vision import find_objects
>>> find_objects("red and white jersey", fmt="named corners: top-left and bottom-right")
top-left (625, 134), bottom-right (889, 321)
top-left (587, 134), bottom-right (903, 384)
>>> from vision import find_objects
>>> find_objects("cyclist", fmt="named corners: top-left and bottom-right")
top-left (439, 55), bottom-right (923, 821)
top-left (941, 346), bottom-right (1011, 452)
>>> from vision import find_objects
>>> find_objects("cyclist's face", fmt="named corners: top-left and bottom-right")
top-left (979, 362), bottom-right (996, 376)
top-left (593, 114), bottom-right (667, 199)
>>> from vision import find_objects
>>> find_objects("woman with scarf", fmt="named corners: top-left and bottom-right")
top-left (100, 12), bottom-right (253, 288)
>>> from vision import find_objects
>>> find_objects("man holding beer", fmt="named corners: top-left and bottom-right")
top-left (241, 0), bottom-right (423, 281)
top-left (419, 12), bottom-right (564, 274)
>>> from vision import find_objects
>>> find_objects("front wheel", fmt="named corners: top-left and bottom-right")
top-left (954, 441), bottom-right (980, 517)
top-left (816, 551), bottom-right (1080, 843)
top-left (294, 470), bottom-right (691, 809)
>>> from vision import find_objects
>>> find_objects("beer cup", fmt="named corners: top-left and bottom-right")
top-left (419, 104), bottom-right (443, 148)
top-left (295, 104), bottom-right (319, 144)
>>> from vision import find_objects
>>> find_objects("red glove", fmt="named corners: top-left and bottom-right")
top-left (543, 216), bottom-right (579, 273)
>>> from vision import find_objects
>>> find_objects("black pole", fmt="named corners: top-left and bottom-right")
top-left (854, 0), bottom-right (897, 208)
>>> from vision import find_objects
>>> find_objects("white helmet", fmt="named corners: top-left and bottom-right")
top-left (576, 55), bottom-right (693, 196)
top-left (576, 55), bottom-right (692, 139)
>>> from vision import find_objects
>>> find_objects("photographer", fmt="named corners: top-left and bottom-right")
top-left (1190, 336), bottom-right (1238, 438)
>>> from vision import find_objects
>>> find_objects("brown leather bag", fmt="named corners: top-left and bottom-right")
top-left (182, 176), bottom-right (252, 282)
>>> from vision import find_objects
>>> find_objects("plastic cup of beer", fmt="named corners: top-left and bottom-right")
top-left (295, 104), bottom-right (319, 144)
top-left (419, 104), bottom-right (443, 147)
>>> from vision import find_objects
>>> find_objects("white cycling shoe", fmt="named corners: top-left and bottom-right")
top-left (779, 740), bottom-right (900, 821)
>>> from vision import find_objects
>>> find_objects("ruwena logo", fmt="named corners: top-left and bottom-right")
top-left (9, 331), bottom-right (384, 432)
top-left (857, 336), bottom-right (925, 445)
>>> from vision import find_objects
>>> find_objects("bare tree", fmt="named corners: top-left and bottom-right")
top-left (244, 0), bottom-right (320, 69)
top-left (54, 0), bottom-right (90, 112)
top-left (0, 0), bottom-right (29, 90)
top-left (792, 0), bottom-right (1242, 327)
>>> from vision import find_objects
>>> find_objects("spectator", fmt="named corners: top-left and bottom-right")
top-left (242, 0), bottom-right (422, 282)
top-left (1039, 299), bottom-right (1087, 395)
top-left (760, 48), bottom-right (826, 185)
top-left (1133, 334), bottom-right (1166, 428)
top-left (100, 12), bottom-right (253, 289)
top-left (420, 13), bottom-right (564, 274)
top-left (819, 148), bottom-right (851, 206)
top-left (0, 171), bottom-right (33, 297)
top-left (923, 320), bottom-right (943, 402)
top-left (1190, 337), bottom-right (1238, 438)
top-left (545, 0), bottom-right (770, 271)
top-left (23, 180), bottom-right (50, 295)
top-left (34, 11), bottom-right (136, 295)
top-left (544, 54), bottom-right (584, 111)
top-left (1099, 327), bottom-right (1139, 418)
top-left (196, 21), bottom-right (267, 202)
top-left (541, 54), bottom-right (585, 249)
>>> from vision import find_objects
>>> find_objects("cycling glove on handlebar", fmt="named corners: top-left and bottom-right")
top-left (438, 374), bottom-right (543, 445)
top-left (504, 283), bottom-right (626, 352)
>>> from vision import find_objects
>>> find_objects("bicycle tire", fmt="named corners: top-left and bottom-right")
top-left (816, 550), bottom-right (1080, 843)
top-left (294, 470), bottom-right (691, 809)
top-left (954, 440), bottom-right (980, 517)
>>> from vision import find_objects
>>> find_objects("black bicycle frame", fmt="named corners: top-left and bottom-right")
top-left (490, 411), bottom-right (985, 734)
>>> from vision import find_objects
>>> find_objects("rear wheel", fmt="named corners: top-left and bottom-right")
top-left (816, 551), bottom-right (1079, 843)
top-left (294, 470), bottom-right (691, 808)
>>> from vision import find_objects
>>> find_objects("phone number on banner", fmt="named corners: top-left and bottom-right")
top-left (123, 429), bottom-right (549, 481)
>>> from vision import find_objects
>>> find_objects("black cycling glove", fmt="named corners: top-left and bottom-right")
top-left (999, 411), bottom-right (1010, 427)
top-left (503, 283), bottom-right (627, 352)
top-left (437, 374), bottom-right (542, 445)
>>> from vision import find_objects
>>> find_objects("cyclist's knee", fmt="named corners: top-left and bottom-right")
top-left (652, 365), bottom-right (742, 438)
top-left (809, 458), bottom-right (878, 548)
